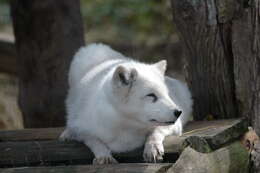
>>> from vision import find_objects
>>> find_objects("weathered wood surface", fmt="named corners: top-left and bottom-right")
top-left (171, 0), bottom-right (260, 144)
top-left (0, 143), bottom-right (249, 173)
top-left (171, 0), bottom-right (238, 120)
top-left (167, 142), bottom-right (249, 173)
top-left (0, 119), bottom-right (245, 142)
top-left (168, 118), bottom-right (248, 153)
top-left (171, 1), bottom-right (260, 171)
top-left (0, 119), bottom-right (247, 167)
top-left (231, 0), bottom-right (260, 137)
top-left (0, 163), bottom-right (172, 173)
top-left (0, 127), bottom-right (64, 142)
top-left (0, 41), bottom-right (17, 75)
top-left (11, 0), bottom-right (85, 128)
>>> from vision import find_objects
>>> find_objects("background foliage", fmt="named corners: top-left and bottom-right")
top-left (0, 0), bottom-right (176, 45)
top-left (81, 0), bottom-right (175, 45)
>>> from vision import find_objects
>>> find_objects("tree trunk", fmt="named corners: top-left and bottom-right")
top-left (171, 0), bottom-right (260, 171)
top-left (171, 0), bottom-right (239, 120)
top-left (231, 0), bottom-right (260, 135)
top-left (0, 40), bottom-right (17, 75)
top-left (171, 0), bottom-right (260, 123)
top-left (11, 0), bottom-right (85, 128)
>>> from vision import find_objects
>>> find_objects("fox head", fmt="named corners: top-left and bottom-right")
top-left (109, 60), bottom-right (182, 127)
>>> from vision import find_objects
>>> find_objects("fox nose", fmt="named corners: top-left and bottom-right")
top-left (174, 109), bottom-right (182, 118)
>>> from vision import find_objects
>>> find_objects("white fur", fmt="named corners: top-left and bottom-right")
top-left (60, 43), bottom-right (193, 164)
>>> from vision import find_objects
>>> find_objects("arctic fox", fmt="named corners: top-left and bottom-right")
top-left (60, 43), bottom-right (193, 164)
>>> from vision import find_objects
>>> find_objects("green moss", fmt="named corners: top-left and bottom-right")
top-left (176, 142), bottom-right (249, 173)
top-left (228, 142), bottom-right (249, 173)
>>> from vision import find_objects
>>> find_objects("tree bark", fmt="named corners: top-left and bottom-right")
top-left (0, 40), bottom-right (17, 75)
top-left (231, 0), bottom-right (260, 135)
top-left (11, 0), bottom-right (85, 128)
top-left (171, 0), bottom-right (238, 120)
top-left (171, 0), bottom-right (260, 122)
top-left (171, 0), bottom-right (260, 171)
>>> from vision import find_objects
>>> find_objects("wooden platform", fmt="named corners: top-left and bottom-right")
top-left (0, 119), bottom-right (248, 172)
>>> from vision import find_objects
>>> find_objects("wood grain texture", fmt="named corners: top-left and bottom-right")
top-left (10, 0), bottom-right (85, 128)
top-left (171, 0), bottom-right (238, 120)
top-left (171, 0), bottom-right (260, 134)
top-left (231, 0), bottom-right (260, 136)
top-left (0, 119), bottom-right (245, 141)
top-left (231, 2), bottom-right (260, 171)
top-left (0, 163), bottom-right (172, 173)
top-left (0, 128), bottom-right (64, 142)
top-left (0, 119), bottom-right (247, 168)
top-left (171, 1), bottom-right (260, 170)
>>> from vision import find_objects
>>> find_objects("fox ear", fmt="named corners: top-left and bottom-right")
top-left (154, 60), bottom-right (167, 75)
top-left (113, 65), bottom-right (137, 86)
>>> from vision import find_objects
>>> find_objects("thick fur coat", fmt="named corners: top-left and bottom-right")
top-left (60, 43), bottom-right (193, 164)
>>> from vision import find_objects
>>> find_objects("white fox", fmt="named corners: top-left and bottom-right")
top-left (60, 43), bottom-right (193, 164)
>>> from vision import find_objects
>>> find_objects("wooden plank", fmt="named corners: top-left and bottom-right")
top-left (0, 119), bottom-right (245, 141)
top-left (0, 119), bottom-right (247, 168)
top-left (164, 118), bottom-right (248, 153)
top-left (182, 118), bottom-right (248, 152)
top-left (0, 140), bottom-right (154, 168)
top-left (0, 163), bottom-right (172, 173)
top-left (0, 128), bottom-right (64, 142)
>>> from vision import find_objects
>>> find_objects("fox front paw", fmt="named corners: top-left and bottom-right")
top-left (143, 140), bottom-right (164, 163)
top-left (93, 156), bottom-right (118, 165)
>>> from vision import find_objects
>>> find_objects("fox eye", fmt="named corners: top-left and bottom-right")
top-left (146, 93), bottom-right (158, 103)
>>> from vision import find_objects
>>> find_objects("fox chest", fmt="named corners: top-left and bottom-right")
top-left (106, 130), bottom-right (147, 153)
